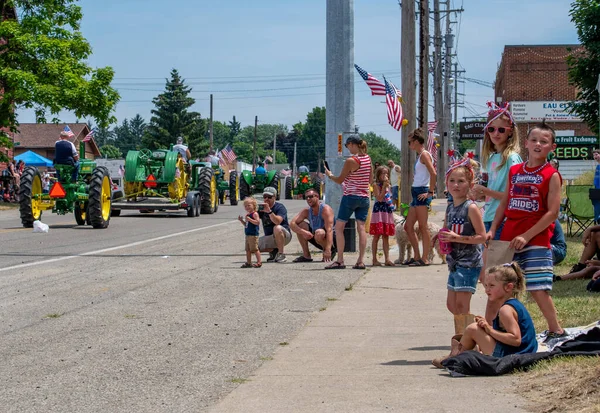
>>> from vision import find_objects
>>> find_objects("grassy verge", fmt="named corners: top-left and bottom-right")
top-left (518, 235), bottom-right (600, 412)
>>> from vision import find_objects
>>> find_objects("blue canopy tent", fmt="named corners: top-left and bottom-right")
top-left (14, 150), bottom-right (53, 167)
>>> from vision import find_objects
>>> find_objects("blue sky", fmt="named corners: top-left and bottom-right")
top-left (17, 0), bottom-right (579, 147)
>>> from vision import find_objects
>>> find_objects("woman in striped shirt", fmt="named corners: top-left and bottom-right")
top-left (324, 135), bottom-right (372, 270)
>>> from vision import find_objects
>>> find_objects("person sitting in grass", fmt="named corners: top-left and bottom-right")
top-left (557, 224), bottom-right (600, 281)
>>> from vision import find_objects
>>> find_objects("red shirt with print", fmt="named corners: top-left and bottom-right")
top-left (500, 163), bottom-right (561, 248)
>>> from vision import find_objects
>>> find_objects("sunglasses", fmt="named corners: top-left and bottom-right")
top-left (486, 126), bottom-right (511, 134)
top-left (263, 195), bottom-right (273, 199)
top-left (305, 194), bottom-right (317, 199)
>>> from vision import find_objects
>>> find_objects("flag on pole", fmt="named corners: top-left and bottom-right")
top-left (265, 155), bottom-right (273, 163)
top-left (354, 64), bottom-right (386, 96)
top-left (82, 130), bottom-right (93, 142)
top-left (63, 125), bottom-right (75, 138)
top-left (427, 121), bottom-right (439, 167)
top-left (384, 77), bottom-right (404, 131)
top-left (220, 144), bottom-right (237, 163)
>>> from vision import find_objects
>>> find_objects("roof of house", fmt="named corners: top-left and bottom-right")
top-left (14, 123), bottom-right (101, 156)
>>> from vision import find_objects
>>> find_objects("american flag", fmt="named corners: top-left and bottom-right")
top-left (220, 144), bottom-right (237, 163)
top-left (354, 64), bottom-right (386, 96)
top-left (384, 77), bottom-right (404, 131)
top-left (427, 121), bottom-right (439, 167)
top-left (63, 125), bottom-right (75, 138)
top-left (265, 155), bottom-right (273, 163)
top-left (82, 130), bottom-right (93, 142)
top-left (450, 217), bottom-right (465, 235)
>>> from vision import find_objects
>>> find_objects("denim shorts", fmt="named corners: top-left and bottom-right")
top-left (410, 186), bottom-right (432, 207)
top-left (337, 195), bottom-right (370, 222)
top-left (447, 265), bottom-right (481, 294)
top-left (484, 220), bottom-right (505, 240)
top-left (391, 185), bottom-right (399, 201)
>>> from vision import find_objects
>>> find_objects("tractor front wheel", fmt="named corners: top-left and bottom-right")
top-left (19, 166), bottom-right (43, 228)
top-left (285, 176), bottom-right (293, 199)
top-left (75, 202), bottom-right (88, 225)
top-left (239, 178), bottom-right (250, 201)
top-left (88, 167), bottom-right (111, 229)
top-left (229, 171), bottom-right (239, 206)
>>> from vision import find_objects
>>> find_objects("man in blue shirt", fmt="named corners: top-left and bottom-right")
top-left (258, 186), bottom-right (291, 263)
top-left (255, 162), bottom-right (266, 175)
top-left (54, 130), bottom-right (80, 182)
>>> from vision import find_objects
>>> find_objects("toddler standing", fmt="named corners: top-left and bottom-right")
top-left (369, 166), bottom-right (396, 266)
top-left (238, 197), bottom-right (262, 268)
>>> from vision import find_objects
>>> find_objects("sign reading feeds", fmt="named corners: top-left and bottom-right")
top-left (554, 135), bottom-right (598, 160)
top-left (511, 101), bottom-right (581, 122)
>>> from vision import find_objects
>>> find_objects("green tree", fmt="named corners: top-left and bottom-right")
top-left (360, 132), bottom-right (402, 166)
top-left (0, 1), bottom-right (119, 162)
top-left (93, 124), bottom-right (114, 147)
top-left (99, 144), bottom-right (121, 159)
top-left (113, 114), bottom-right (147, 155)
top-left (567, 0), bottom-right (600, 134)
top-left (209, 120), bottom-right (231, 152)
top-left (297, 107), bottom-right (326, 170)
top-left (143, 69), bottom-right (203, 150)
top-left (228, 115), bottom-right (241, 139)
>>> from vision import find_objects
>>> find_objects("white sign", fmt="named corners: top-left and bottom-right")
top-left (511, 101), bottom-right (581, 122)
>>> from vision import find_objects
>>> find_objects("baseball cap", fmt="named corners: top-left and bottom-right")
top-left (263, 187), bottom-right (277, 197)
top-left (176, 136), bottom-right (183, 144)
top-left (345, 135), bottom-right (362, 146)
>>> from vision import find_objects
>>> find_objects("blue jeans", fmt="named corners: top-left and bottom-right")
top-left (337, 195), bottom-right (370, 222)
top-left (484, 220), bottom-right (505, 240)
top-left (410, 186), bottom-right (432, 207)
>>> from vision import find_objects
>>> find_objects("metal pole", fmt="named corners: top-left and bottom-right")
top-left (400, 0), bottom-right (416, 205)
top-left (252, 115), bottom-right (258, 172)
top-left (434, 0), bottom-right (445, 192)
top-left (418, 0), bottom-right (429, 129)
top-left (272, 131), bottom-right (276, 166)
top-left (293, 141), bottom-right (297, 178)
top-left (454, 62), bottom-right (459, 144)
top-left (443, 3), bottom-right (453, 168)
top-left (325, 0), bottom-right (354, 212)
top-left (209, 94), bottom-right (214, 151)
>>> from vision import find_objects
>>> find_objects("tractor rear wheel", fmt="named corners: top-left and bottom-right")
top-left (19, 166), bottom-right (43, 228)
top-left (199, 167), bottom-right (218, 214)
top-left (88, 167), bottom-right (111, 229)
top-left (268, 173), bottom-right (280, 200)
top-left (285, 176), bottom-right (293, 199)
top-left (239, 177), bottom-right (250, 201)
top-left (75, 202), bottom-right (88, 225)
top-left (229, 171), bottom-right (239, 206)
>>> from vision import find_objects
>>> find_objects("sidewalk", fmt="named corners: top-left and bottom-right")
top-left (209, 200), bottom-right (527, 412)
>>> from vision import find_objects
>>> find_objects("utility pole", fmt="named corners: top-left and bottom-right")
top-left (443, 1), bottom-right (453, 171)
top-left (433, 0), bottom-right (445, 193)
top-left (252, 115), bottom-right (258, 172)
top-left (400, 0), bottom-right (416, 205)
top-left (293, 141), bottom-right (297, 178)
top-left (418, 0), bottom-right (429, 129)
top-left (325, 0), bottom-right (354, 221)
top-left (209, 94), bottom-right (214, 151)
top-left (272, 131), bottom-right (276, 167)
top-left (454, 62), bottom-right (460, 144)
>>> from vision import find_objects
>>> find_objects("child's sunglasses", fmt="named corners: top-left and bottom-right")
top-left (486, 126), bottom-right (511, 134)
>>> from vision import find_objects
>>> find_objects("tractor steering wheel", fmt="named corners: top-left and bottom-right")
top-left (138, 148), bottom-right (153, 161)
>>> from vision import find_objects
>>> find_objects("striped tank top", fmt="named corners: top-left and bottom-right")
top-left (343, 154), bottom-right (371, 197)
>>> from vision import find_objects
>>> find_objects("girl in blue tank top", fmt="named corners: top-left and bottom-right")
top-left (438, 262), bottom-right (537, 361)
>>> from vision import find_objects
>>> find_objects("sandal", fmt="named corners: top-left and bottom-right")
top-left (401, 258), bottom-right (416, 266)
top-left (293, 256), bottom-right (313, 263)
top-left (325, 261), bottom-right (346, 270)
top-left (384, 261), bottom-right (395, 267)
top-left (252, 263), bottom-right (262, 268)
top-left (240, 263), bottom-right (253, 268)
top-left (408, 259), bottom-right (430, 267)
top-left (352, 263), bottom-right (366, 270)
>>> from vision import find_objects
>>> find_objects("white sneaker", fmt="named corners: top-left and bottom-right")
top-left (274, 253), bottom-right (287, 263)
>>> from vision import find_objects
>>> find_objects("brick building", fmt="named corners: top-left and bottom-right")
top-left (494, 44), bottom-right (596, 179)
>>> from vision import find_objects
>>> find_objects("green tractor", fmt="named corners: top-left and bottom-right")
top-left (283, 171), bottom-right (323, 199)
top-left (111, 148), bottom-right (219, 216)
top-left (19, 144), bottom-right (112, 228)
top-left (213, 166), bottom-right (239, 206)
top-left (239, 168), bottom-right (281, 200)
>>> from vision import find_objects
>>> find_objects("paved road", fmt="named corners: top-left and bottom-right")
top-left (0, 201), bottom-right (363, 412)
